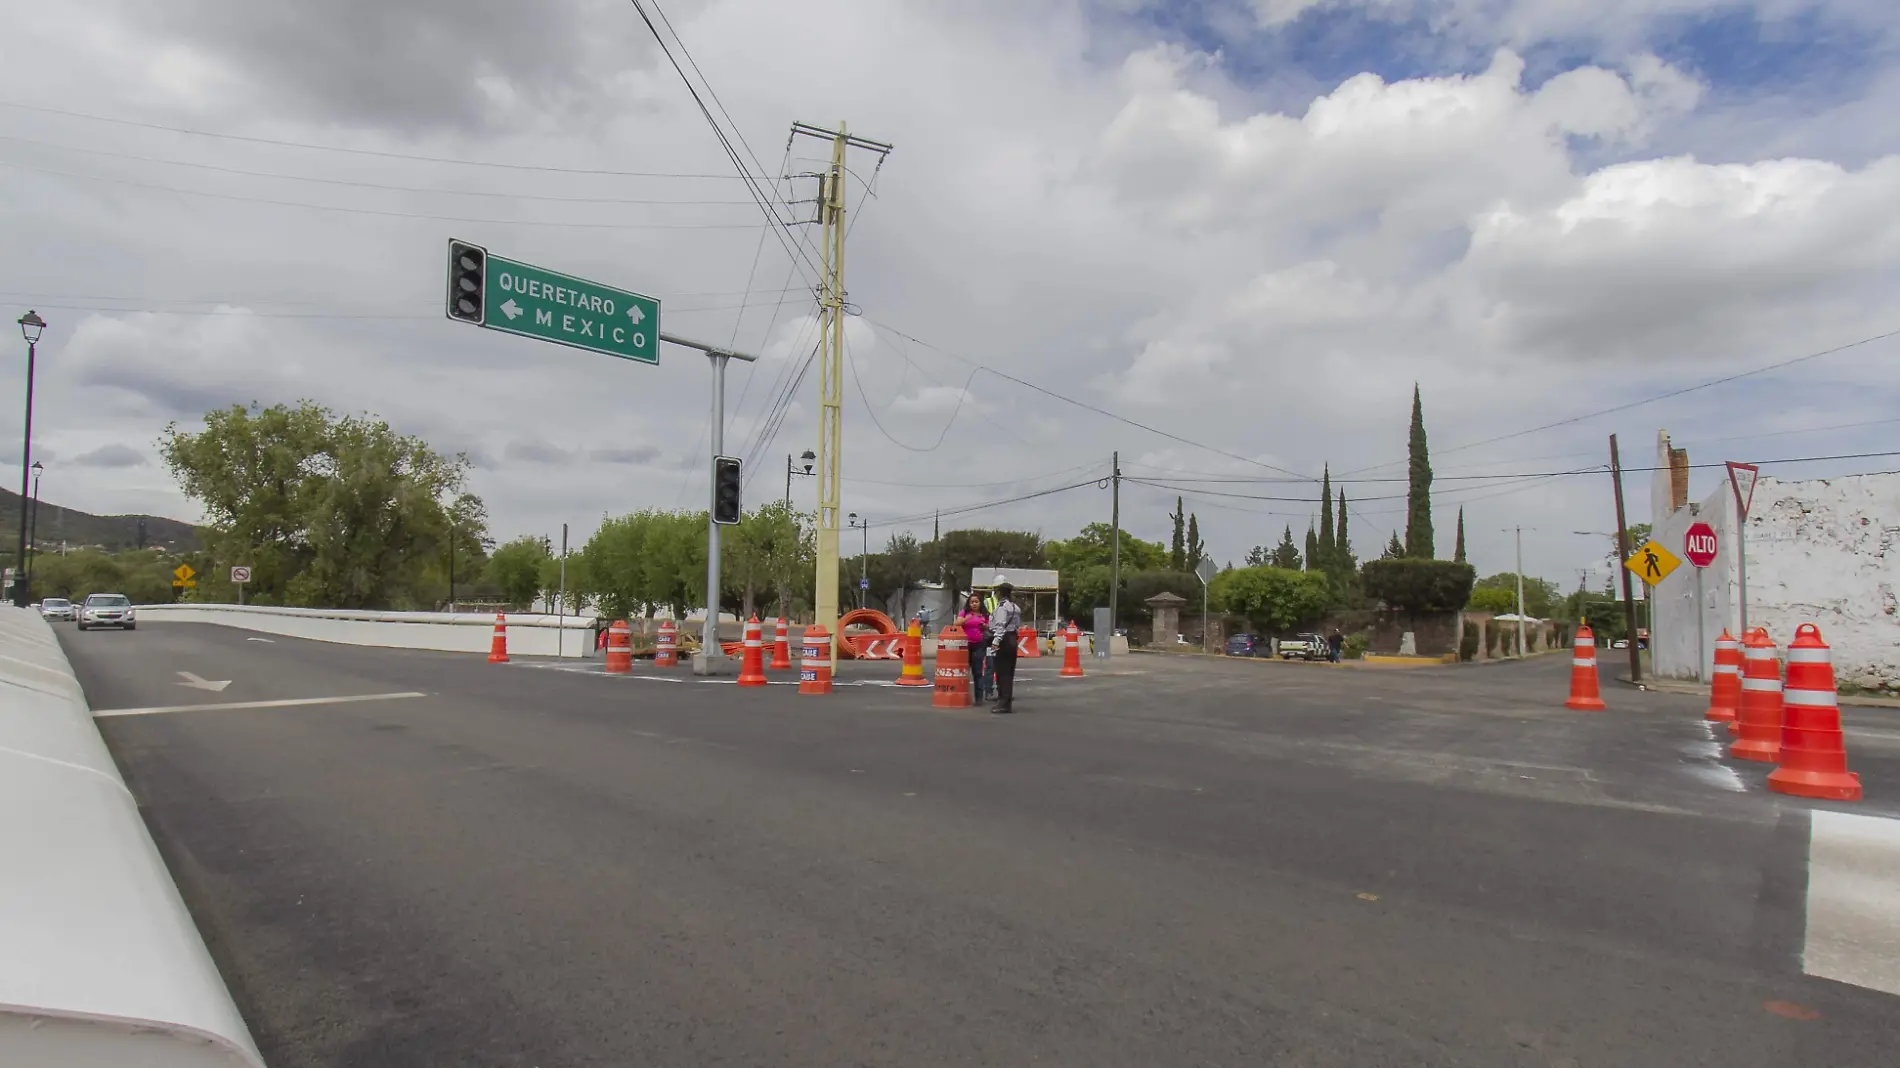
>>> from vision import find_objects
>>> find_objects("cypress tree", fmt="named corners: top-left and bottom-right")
top-left (1335, 488), bottom-right (1352, 570)
top-left (1169, 497), bottom-right (1186, 572)
top-left (1186, 513), bottom-right (1205, 570)
top-left (1305, 523), bottom-right (1320, 571)
top-left (1453, 507), bottom-right (1467, 564)
top-left (1384, 531), bottom-right (1405, 559)
top-left (1317, 464), bottom-right (1335, 569)
top-left (1273, 525), bottom-right (1301, 570)
top-left (1405, 385), bottom-right (1434, 558)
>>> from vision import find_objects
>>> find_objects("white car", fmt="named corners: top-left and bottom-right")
top-left (39, 597), bottom-right (75, 622)
top-left (77, 593), bottom-right (136, 631)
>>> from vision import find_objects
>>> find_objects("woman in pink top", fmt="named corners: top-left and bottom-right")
top-left (956, 591), bottom-right (992, 703)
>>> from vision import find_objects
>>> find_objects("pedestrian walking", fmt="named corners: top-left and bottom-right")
top-left (1328, 628), bottom-right (1344, 663)
top-left (957, 591), bottom-right (992, 704)
top-left (987, 579), bottom-right (1022, 714)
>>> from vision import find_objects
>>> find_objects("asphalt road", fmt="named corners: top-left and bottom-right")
top-left (63, 623), bottom-right (1900, 1067)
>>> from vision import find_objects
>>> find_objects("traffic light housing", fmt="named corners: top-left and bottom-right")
top-left (446, 239), bottom-right (486, 323)
top-left (713, 455), bottom-right (743, 525)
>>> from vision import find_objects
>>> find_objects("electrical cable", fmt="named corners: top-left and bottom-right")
top-left (843, 332), bottom-right (968, 453)
top-left (861, 477), bottom-right (1102, 531)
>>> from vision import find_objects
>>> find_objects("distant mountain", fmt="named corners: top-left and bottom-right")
top-left (0, 488), bottom-right (199, 554)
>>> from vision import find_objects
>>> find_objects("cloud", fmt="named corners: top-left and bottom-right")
top-left (588, 444), bottom-right (664, 465)
top-left (71, 442), bottom-right (149, 468)
top-left (502, 439), bottom-right (574, 465)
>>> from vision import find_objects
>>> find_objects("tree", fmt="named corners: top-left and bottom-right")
top-left (1454, 507), bottom-right (1467, 564)
top-left (1210, 566), bottom-right (1333, 633)
top-left (160, 401), bottom-right (487, 609)
top-left (580, 509), bottom-right (706, 622)
top-left (1472, 572), bottom-right (1561, 618)
top-left (937, 529), bottom-right (1045, 584)
top-left (1333, 489), bottom-right (1355, 575)
top-left (1405, 384), bottom-right (1434, 558)
top-left (1317, 465), bottom-right (1335, 570)
top-left (539, 550), bottom-right (587, 615)
top-left (1384, 532), bottom-right (1405, 559)
top-left (487, 536), bottom-right (552, 608)
top-left (1169, 497), bottom-right (1186, 572)
top-left (1467, 587), bottom-right (1517, 614)
top-left (1361, 558), bottom-right (1476, 613)
top-left (1186, 513), bottom-right (1205, 570)
top-left (1305, 524), bottom-right (1319, 572)
top-left (1270, 525), bottom-right (1301, 570)
top-left (724, 501), bottom-right (809, 618)
top-left (1245, 545), bottom-right (1268, 567)
top-left (1046, 523), bottom-right (1165, 574)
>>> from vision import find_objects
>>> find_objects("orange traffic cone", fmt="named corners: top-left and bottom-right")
top-left (769, 617), bottom-right (792, 670)
top-left (604, 620), bottom-right (633, 674)
top-left (1564, 624), bottom-right (1605, 710)
top-left (738, 615), bottom-right (767, 687)
top-left (1768, 624), bottom-right (1861, 800)
top-left (798, 624), bottom-right (832, 695)
top-left (487, 613), bottom-right (510, 664)
top-left (933, 625), bottom-right (972, 708)
top-left (1019, 625), bottom-right (1041, 658)
top-left (1060, 621), bottom-right (1085, 678)
top-left (655, 619), bottom-right (678, 667)
top-left (896, 617), bottom-right (930, 687)
top-left (1705, 629), bottom-right (1741, 722)
top-left (1730, 628), bottom-right (1783, 762)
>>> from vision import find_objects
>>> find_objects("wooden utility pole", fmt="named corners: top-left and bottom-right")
top-left (1609, 434), bottom-right (1641, 683)
top-left (791, 120), bottom-right (891, 667)
top-left (1109, 451), bottom-right (1122, 632)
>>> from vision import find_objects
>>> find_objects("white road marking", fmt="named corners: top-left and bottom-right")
top-left (177, 670), bottom-right (232, 692)
top-left (1805, 810), bottom-right (1900, 996)
top-left (245, 637), bottom-right (275, 643)
top-left (95, 691), bottom-right (430, 717)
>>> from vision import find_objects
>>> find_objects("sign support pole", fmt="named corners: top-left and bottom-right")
top-left (1609, 434), bottom-right (1642, 684)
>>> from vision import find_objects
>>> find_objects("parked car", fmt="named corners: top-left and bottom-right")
top-left (1279, 633), bottom-right (1330, 661)
top-left (77, 593), bottom-right (136, 631)
top-left (1224, 633), bottom-right (1267, 657)
top-left (39, 597), bottom-right (75, 622)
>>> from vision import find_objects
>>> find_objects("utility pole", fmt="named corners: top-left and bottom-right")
top-left (1609, 434), bottom-right (1641, 684)
top-left (1109, 451), bottom-right (1122, 633)
top-left (792, 120), bottom-right (891, 668)
top-left (558, 522), bottom-right (568, 659)
top-left (1512, 526), bottom-right (1526, 658)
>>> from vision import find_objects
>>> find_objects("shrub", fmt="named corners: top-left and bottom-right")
top-left (1484, 624), bottom-right (1499, 657)
top-left (1209, 566), bottom-right (1332, 633)
top-left (1459, 627), bottom-right (1479, 662)
top-left (1361, 559), bottom-right (1477, 614)
top-left (1343, 632), bottom-right (1368, 660)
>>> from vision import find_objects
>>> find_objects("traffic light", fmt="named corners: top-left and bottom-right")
top-left (712, 455), bottom-right (743, 525)
top-left (446, 240), bottom-right (486, 323)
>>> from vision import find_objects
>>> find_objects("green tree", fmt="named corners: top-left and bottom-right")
top-left (726, 501), bottom-right (808, 618)
top-left (1305, 523), bottom-right (1319, 572)
top-left (1361, 558), bottom-right (1476, 613)
top-left (1317, 465), bottom-right (1335, 569)
top-left (1383, 532), bottom-right (1405, 559)
top-left (1467, 587), bottom-right (1517, 614)
top-left (1186, 513), bottom-right (1205, 570)
top-left (1405, 385), bottom-right (1434, 558)
top-left (159, 402), bottom-right (487, 609)
top-left (1169, 497), bottom-right (1186, 572)
top-left (937, 529), bottom-right (1046, 583)
top-left (1245, 545), bottom-right (1268, 567)
top-left (487, 535), bottom-right (552, 608)
top-left (1210, 566), bottom-right (1333, 633)
top-left (1270, 525), bottom-right (1301, 570)
top-left (1046, 523), bottom-right (1165, 574)
top-left (1333, 489), bottom-right (1356, 576)
top-left (539, 550), bottom-right (587, 615)
top-left (1472, 572), bottom-right (1561, 618)
top-left (1454, 507), bottom-right (1467, 564)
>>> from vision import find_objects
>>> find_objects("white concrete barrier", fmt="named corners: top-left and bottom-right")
top-left (0, 607), bottom-right (266, 1067)
top-left (134, 603), bottom-right (598, 657)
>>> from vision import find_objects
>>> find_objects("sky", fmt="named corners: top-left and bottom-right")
top-left (1, 0), bottom-right (1897, 590)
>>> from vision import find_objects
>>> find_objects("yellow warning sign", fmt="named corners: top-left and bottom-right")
top-left (1624, 539), bottom-right (1681, 586)
top-left (172, 563), bottom-right (196, 583)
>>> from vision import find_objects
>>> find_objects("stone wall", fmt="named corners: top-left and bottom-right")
top-left (1367, 609), bottom-right (1461, 656)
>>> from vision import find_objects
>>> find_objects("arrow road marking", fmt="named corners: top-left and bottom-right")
top-left (627, 305), bottom-right (645, 325)
top-left (177, 671), bottom-right (232, 692)
top-left (500, 298), bottom-right (524, 320)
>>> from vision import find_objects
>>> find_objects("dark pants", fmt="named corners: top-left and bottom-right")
top-left (991, 642), bottom-right (1018, 710)
top-left (968, 640), bottom-right (991, 701)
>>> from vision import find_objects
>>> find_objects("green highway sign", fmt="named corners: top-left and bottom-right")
top-left (447, 241), bottom-right (660, 364)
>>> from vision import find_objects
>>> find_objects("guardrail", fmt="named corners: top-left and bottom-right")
top-left (134, 603), bottom-right (597, 657)
top-left (0, 607), bottom-right (267, 1067)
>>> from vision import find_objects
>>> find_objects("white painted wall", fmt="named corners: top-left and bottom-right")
top-left (136, 603), bottom-right (598, 657)
top-left (0, 608), bottom-right (266, 1067)
top-left (1652, 472), bottom-right (1900, 690)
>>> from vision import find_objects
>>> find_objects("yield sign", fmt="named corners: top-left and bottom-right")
top-left (1625, 539), bottom-right (1682, 586)
top-left (1727, 462), bottom-right (1759, 519)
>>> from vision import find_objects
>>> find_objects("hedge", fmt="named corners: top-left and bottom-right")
top-left (1359, 558), bottom-right (1477, 614)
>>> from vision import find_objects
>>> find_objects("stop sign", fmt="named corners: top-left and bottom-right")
top-left (1684, 522), bottom-right (1718, 568)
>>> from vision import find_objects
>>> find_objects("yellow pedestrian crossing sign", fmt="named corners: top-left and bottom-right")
top-left (1624, 540), bottom-right (1681, 586)
top-left (172, 563), bottom-right (196, 583)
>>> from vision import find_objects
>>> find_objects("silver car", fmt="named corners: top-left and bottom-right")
top-left (78, 593), bottom-right (137, 631)
top-left (39, 597), bottom-right (75, 622)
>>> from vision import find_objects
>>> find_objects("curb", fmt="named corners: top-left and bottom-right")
top-left (1616, 673), bottom-right (1900, 709)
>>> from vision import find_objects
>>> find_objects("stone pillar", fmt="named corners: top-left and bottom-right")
top-left (1145, 591), bottom-right (1188, 647)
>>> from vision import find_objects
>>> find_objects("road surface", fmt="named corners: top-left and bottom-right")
top-left (64, 623), bottom-right (1900, 1067)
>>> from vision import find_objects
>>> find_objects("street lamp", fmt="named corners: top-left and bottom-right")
top-left (27, 460), bottom-right (42, 589)
top-left (785, 449), bottom-right (816, 509)
top-left (14, 310), bottom-right (45, 606)
top-left (847, 511), bottom-right (868, 610)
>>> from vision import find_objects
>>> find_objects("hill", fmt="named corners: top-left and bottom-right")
top-left (0, 488), bottom-right (199, 555)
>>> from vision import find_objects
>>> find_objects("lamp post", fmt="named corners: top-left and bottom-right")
top-left (847, 512), bottom-right (868, 610)
top-left (27, 460), bottom-right (42, 589)
top-left (14, 310), bottom-right (45, 606)
top-left (785, 449), bottom-right (816, 510)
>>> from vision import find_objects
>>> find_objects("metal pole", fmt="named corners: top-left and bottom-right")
top-left (1514, 526), bottom-right (1525, 658)
top-left (27, 469), bottom-right (40, 588)
top-left (558, 522), bottom-right (568, 659)
top-left (700, 352), bottom-right (729, 674)
top-left (1609, 434), bottom-right (1641, 684)
top-left (13, 337), bottom-right (35, 606)
top-left (785, 455), bottom-right (792, 510)
top-left (1736, 511), bottom-right (1750, 637)
top-left (1109, 451), bottom-right (1121, 633)
top-left (1695, 563), bottom-right (1707, 684)
top-left (447, 538), bottom-right (455, 613)
top-left (858, 521), bottom-right (867, 610)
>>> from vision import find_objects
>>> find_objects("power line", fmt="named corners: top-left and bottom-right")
top-left (0, 99), bottom-right (747, 177)
top-left (0, 158), bottom-right (767, 230)
top-left (863, 477), bottom-right (1102, 531)
top-left (0, 135), bottom-right (763, 204)
top-left (862, 316), bottom-right (1315, 481)
top-left (843, 332), bottom-right (969, 453)
top-left (851, 460), bottom-right (1108, 489)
